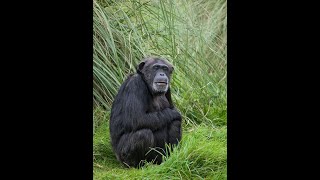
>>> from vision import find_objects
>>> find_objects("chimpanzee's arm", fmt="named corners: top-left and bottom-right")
top-left (124, 93), bottom-right (180, 131)
top-left (121, 75), bottom-right (181, 132)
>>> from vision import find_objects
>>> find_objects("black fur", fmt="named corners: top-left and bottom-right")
top-left (110, 57), bottom-right (182, 168)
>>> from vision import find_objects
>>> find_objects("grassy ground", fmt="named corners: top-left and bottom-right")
top-left (93, 0), bottom-right (227, 179)
top-left (94, 107), bottom-right (226, 179)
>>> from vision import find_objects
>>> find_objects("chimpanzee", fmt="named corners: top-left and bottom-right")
top-left (109, 57), bottom-right (182, 168)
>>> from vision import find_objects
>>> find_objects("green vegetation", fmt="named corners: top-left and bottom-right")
top-left (93, 0), bottom-right (227, 179)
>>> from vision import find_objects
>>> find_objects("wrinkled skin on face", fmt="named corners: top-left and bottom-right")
top-left (137, 57), bottom-right (174, 95)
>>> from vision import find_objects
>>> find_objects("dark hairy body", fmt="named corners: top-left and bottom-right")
top-left (109, 57), bottom-right (182, 168)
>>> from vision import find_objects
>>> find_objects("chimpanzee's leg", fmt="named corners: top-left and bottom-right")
top-left (145, 127), bottom-right (168, 164)
top-left (116, 129), bottom-right (154, 167)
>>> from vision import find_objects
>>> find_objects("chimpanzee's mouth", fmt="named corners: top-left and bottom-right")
top-left (155, 82), bottom-right (167, 85)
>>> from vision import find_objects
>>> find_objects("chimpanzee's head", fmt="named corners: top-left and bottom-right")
top-left (137, 57), bottom-right (174, 95)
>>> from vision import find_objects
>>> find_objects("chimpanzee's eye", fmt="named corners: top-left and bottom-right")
top-left (153, 65), bottom-right (160, 70)
top-left (163, 66), bottom-right (168, 71)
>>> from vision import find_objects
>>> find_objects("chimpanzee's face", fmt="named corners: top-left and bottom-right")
top-left (137, 58), bottom-right (174, 95)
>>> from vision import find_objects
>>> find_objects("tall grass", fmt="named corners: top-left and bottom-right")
top-left (93, 0), bottom-right (227, 126)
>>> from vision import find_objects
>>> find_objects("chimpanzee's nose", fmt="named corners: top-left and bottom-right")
top-left (160, 73), bottom-right (165, 76)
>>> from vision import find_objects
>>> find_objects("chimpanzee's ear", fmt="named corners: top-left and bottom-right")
top-left (136, 61), bottom-right (145, 74)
